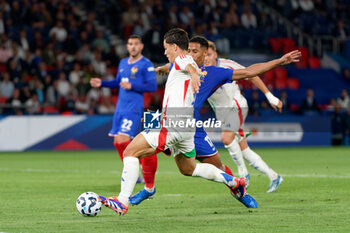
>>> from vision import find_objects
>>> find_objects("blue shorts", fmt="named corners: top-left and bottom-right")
top-left (194, 130), bottom-right (218, 157)
top-left (109, 112), bottom-right (142, 138)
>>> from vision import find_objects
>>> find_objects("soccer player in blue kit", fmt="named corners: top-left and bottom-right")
top-left (127, 36), bottom-right (301, 208)
top-left (97, 29), bottom-right (301, 215)
top-left (90, 35), bottom-right (158, 186)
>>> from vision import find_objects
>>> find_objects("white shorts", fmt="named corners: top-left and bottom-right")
top-left (141, 128), bottom-right (195, 157)
top-left (216, 94), bottom-right (248, 139)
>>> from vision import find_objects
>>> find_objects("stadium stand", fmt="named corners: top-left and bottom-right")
top-left (0, 0), bottom-right (349, 140)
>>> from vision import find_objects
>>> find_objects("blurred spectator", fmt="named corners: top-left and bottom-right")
top-left (76, 76), bottom-right (90, 96)
top-left (69, 63), bottom-right (83, 86)
top-left (18, 29), bottom-right (30, 52)
top-left (313, 0), bottom-right (327, 15)
top-left (249, 90), bottom-right (261, 116)
top-left (333, 20), bottom-right (349, 39)
top-left (300, 88), bottom-right (321, 115)
top-left (62, 92), bottom-right (76, 113)
top-left (88, 98), bottom-right (98, 115)
top-left (37, 62), bottom-right (48, 80)
top-left (327, 98), bottom-right (337, 112)
top-left (104, 46), bottom-right (120, 67)
top-left (92, 30), bottom-right (109, 54)
top-left (0, 72), bottom-right (14, 98)
top-left (0, 41), bottom-right (12, 63)
top-left (241, 8), bottom-right (257, 29)
top-left (91, 51), bottom-right (106, 76)
top-left (0, 11), bottom-right (4, 35)
top-left (337, 89), bottom-right (349, 109)
top-left (299, 0), bottom-right (314, 12)
top-left (49, 20), bottom-right (67, 43)
top-left (179, 5), bottom-right (194, 26)
top-left (260, 100), bottom-right (275, 116)
top-left (98, 96), bottom-right (115, 114)
top-left (63, 33), bottom-right (79, 55)
top-left (31, 31), bottom-right (45, 51)
top-left (5, 88), bottom-right (22, 115)
top-left (223, 3), bottom-right (240, 28)
top-left (25, 92), bottom-right (41, 114)
top-left (121, 6), bottom-right (139, 39)
top-left (75, 94), bottom-right (90, 114)
top-left (7, 58), bottom-right (21, 81)
top-left (46, 79), bottom-right (59, 106)
top-left (34, 79), bottom-right (44, 104)
top-left (168, 4), bottom-right (178, 26)
top-left (342, 67), bottom-right (350, 83)
top-left (331, 103), bottom-right (344, 145)
top-left (280, 91), bottom-right (291, 112)
top-left (87, 87), bottom-right (100, 102)
top-left (57, 72), bottom-right (70, 98)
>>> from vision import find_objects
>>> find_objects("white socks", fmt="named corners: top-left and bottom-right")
top-left (242, 147), bottom-right (278, 181)
top-left (192, 163), bottom-right (237, 187)
top-left (118, 157), bottom-right (139, 206)
top-left (225, 138), bottom-right (248, 177)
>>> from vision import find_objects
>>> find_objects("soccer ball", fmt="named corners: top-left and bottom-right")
top-left (76, 192), bottom-right (102, 217)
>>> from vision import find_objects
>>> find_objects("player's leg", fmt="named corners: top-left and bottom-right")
top-left (113, 134), bottom-right (130, 161)
top-left (239, 137), bottom-right (283, 193)
top-left (222, 130), bottom-right (249, 177)
top-left (110, 113), bottom-right (131, 161)
top-left (221, 97), bottom-right (249, 178)
top-left (100, 133), bottom-right (156, 214)
top-left (194, 132), bottom-right (234, 176)
top-left (174, 152), bottom-right (245, 197)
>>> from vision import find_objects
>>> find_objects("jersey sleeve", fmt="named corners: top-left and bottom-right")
top-left (217, 67), bottom-right (234, 84)
top-left (101, 72), bottom-right (120, 89)
top-left (130, 61), bottom-right (157, 93)
top-left (174, 55), bottom-right (196, 71)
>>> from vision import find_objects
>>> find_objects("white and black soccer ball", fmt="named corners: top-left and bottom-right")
top-left (76, 192), bottom-right (102, 217)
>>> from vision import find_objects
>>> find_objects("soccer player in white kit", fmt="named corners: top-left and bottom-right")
top-left (98, 28), bottom-right (301, 215)
top-left (205, 41), bottom-right (283, 193)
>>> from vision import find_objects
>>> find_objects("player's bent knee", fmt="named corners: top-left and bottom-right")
top-left (114, 134), bottom-right (130, 144)
top-left (221, 132), bottom-right (235, 145)
top-left (178, 167), bottom-right (194, 176)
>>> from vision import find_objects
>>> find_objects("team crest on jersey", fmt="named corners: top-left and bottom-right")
top-left (130, 66), bottom-right (138, 79)
top-left (131, 66), bottom-right (138, 74)
top-left (199, 69), bottom-right (207, 83)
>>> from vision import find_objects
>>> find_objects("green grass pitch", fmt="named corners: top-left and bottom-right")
top-left (1, 147), bottom-right (350, 233)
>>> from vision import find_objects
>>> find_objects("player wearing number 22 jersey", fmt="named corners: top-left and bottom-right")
top-left (101, 56), bottom-right (156, 138)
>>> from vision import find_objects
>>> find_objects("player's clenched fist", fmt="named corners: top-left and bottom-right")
top-left (90, 78), bottom-right (102, 88)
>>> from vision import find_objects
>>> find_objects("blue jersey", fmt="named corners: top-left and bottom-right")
top-left (194, 66), bottom-right (234, 133)
top-left (101, 56), bottom-right (157, 114)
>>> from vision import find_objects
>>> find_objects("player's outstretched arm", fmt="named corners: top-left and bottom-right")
top-left (250, 76), bottom-right (283, 112)
top-left (185, 64), bottom-right (201, 93)
top-left (155, 63), bottom-right (171, 75)
top-left (232, 50), bottom-right (301, 81)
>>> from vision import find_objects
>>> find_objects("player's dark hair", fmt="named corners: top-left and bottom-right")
top-left (128, 34), bottom-right (142, 42)
top-left (163, 28), bottom-right (189, 50)
top-left (189, 36), bottom-right (209, 49)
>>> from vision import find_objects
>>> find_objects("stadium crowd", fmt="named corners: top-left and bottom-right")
top-left (0, 0), bottom-right (349, 143)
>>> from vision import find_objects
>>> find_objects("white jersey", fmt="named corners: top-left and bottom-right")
top-left (141, 54), bottom-right (199, 157)
top-left (163, 54), bottom-right (198, 109)
top-left (207, 58), bottom-right (248, 138)
top-left (208, 58), bottom-right (245, 107)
